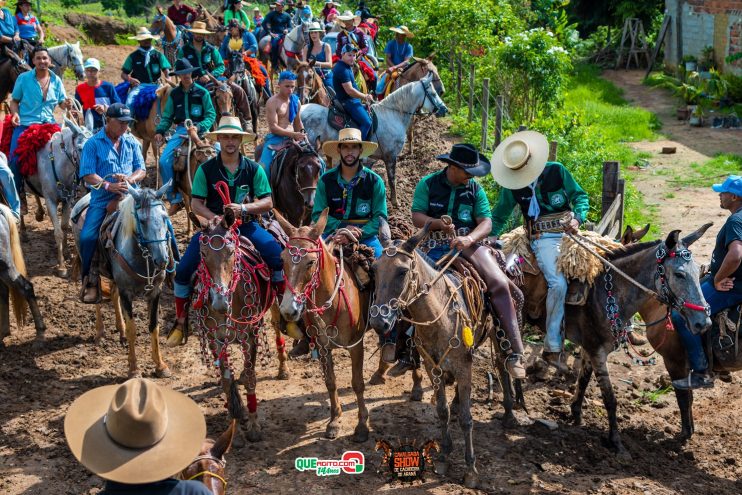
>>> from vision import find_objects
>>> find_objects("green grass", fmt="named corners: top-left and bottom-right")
top-left (633, 386), bottom-right (673, 405)
top-left (38, 1), bottom-right (146, 40)
top-left (668, 153), bottom-right (742, 187)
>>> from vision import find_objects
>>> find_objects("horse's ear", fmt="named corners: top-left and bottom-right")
top-left (155, 179), bottom-right (172, 199)
top-left (378, 216), bottom-right (391, 248)
top-left (426, 52), bottom-right (436, 61)
top-left (620, 225), bottom-right (634, 246)
top-left (402, 220), bottom-right (431, 252)
top-left (681, 222), bottom-right (713, 247)
top-left (211, 419), bottom-right (236, 459)
top-left (189, 212), bottom-right (205, 230)
top-left (633, 223), bottom-right (651, 243)
top-left (223, 207), bottom-right (236, 228)
top-left (273, 208), bottom-right (295, 234)
top-left (665, 229), bottom-right (681, 251)
top-left (127, 184), bottom-right (142, 201)
top-left (310, 208), bottom-right (329, 238)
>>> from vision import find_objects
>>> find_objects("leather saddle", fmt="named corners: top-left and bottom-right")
top-left (327, 98), bottom-right (378, 133)
top-left (237, 235), bottom-right (272, 283)
top-left (173, 140), bottom-right (216, 173)
top-left (705, 304), bottom-right (742, 364)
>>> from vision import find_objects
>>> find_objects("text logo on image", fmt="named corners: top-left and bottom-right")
top-left (294, 451), bottom-right (365, 476)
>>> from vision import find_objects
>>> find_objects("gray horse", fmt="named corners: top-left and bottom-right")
top-left (300, 73), bottom-right (448, 207)
top-left (26, 118), bottom-right (92, 278)
top-left (47, 42), bottom-right (84, 80)
top-left (73, 182), bottom-right (176, 378)
top-left (0, 202), bottom-right (45, 346)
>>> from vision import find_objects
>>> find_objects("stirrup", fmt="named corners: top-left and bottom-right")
top-left (166, 320), bottom-right (187, 347)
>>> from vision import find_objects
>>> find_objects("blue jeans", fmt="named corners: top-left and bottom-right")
top-left (8, 125), bottom-right (29, 194)
top-left (159, 126), bottom-right (187, 205)
top-left (174, 221), bottom-right (284, 298)
top-left (322, 231), bottom-right (382, 259)
top-left (342, 99), bottom-right (372, 141)
top-left (531, 233), bottom-right (568, 353)
top-left (270, 36), bottom-right (282, 67)
top-left (259, 65), bottom-right (272, 97)
top-left (259, 133), bottom-right (288, 174)
top-left (376, 73), bottom-right (388, 94)
top-left (672, 278), bottom-right (742, 372)
top-left (80, 203), bottom-right (108, 279)
top-left (0, 158), bottom-right (20, 218)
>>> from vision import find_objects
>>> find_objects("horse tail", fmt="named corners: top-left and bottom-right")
top-left (227, 377), bottom-right (246, 421)
top-left (0, 204), bottom-right (27, 328)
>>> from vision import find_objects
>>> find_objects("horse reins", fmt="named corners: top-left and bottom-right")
top-left (185, 454), bottom-right (227, 490)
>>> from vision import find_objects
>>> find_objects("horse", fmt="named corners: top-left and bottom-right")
top-left (295, 60), bottom-right (330, 107)
top-left (179, 420), bottom-right (236, 495)
top-left (0, 46), bottom-right (31, 103)
top-left (151, 6), bottom-right (184, 67)
top-left (259, 24), bottom-right (305, 76)
top-left (195, 4), bottom-right (227, 45)
top-left (0, 202), bottom-right (46, 346)
top-left (212, 80), bottom-right (235, 121)
top-left (131, 85), bottom-right (173, 165)
top-left (276, 208), bottom-right (370, 442)
top-left (170, 139), bottom-right (217, 237)
top-left (267, 140), bottom-right (324, 227)
top-left (73, 183), bottom-right (177, 378)
top-left (301, 73), bottom-right (448, 208)
top-left (47, 42), bottom-right (84, 81)
top-left (226, 51), bottom-right (259, 134)
top-left (521, 226), bottom-right (712, 457)
top-left (25, 117), bottom-right (92, 278)
top-left (189, 207), bottom-right (276, 446)
top-left (369, 220), bottom-right (519, 488)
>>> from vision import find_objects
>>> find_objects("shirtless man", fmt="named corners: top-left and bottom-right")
top-left (258, 70), bottom-right (305, 173)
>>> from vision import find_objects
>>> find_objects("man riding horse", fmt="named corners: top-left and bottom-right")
top-left (166, 116), bottom-right (285, 347)
top-left (219, 19), bottom-right (271, 98)
top-left (672, 176), bottom-right (742, 390)
top-left (489, 131), bottom-right (588, 373)
top-left (262, 0), bottom-right (292, 71)
top-left (168, 0), bottom-right (197, 29)
top-left (332, 44), bottom-right (373, 141)
top-left (154, 58), bottom-right (217, 216)
top-left (259, 70), bottom-right (305, 172)
top-left (377, 25), bottom-right (413, 97)
top-left (121, 27), bottom-right (172, 109)
top-left (392, 143), bottom-right (527, 379)
top-left (289, 127), bottom-right (386, 357)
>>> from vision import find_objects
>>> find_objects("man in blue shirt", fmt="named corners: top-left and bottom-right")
top-left (332, 44), bottom-right (373, 140)
top-left (8, 45), bottom-right (71, 211)
top-left (261, 0), bottom-right (292, 70)
top-left (78, 103), bottom-right (146, 304)
top-left (377, 25), bottom-right (414, 95)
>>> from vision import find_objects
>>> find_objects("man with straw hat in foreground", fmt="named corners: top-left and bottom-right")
top-left (167, 116), bottom-right (284, 347)
top-left (490, 130), bottom-right (588, 373)
top-left (121, 27), bottom-right (172, 108)
top-left (64, 377), bottom-right (211, 494)
top-left (377, 25), bottom-right (414, 96)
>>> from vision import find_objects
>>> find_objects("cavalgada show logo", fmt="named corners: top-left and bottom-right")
top-left (375, 438), bottom-right (439, 483)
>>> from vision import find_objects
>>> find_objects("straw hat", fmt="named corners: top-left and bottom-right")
top-left (128, 27), bottom-right (158, 41)
top-left (389, 25), bottom-right (414, 38)
top-left (206, 116), bottom-right (256, 141)
top-left (64, 378), bottom-right (206, 484)
top-left (322, 128), bottom-right (377, 160)
top-left (337, 10), bottom-right (360, 26)
top-left (187, 21), bottom-right (214, 35)
top-left (308, 21), bottom-right (324, 32)
top-left (490, 130), bottom-right (549, 190)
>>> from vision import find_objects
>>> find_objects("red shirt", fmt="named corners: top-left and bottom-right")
top-left (167, 4), bottom-right (197, 25)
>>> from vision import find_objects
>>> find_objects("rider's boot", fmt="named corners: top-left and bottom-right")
top-left (672, 371), bottom-right (715, 390)
top-left (387, 325), bottom-right (417, 378)
top-left (541, 350), bottom-right (569, 374)
top-left (288, 320), bottom-right (311, 358)
top-left (80, 253), bottom-right (102, 304)
top-left (166, 296), bottom-right (190, 347)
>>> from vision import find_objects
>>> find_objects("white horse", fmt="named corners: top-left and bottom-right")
top-left (300, 73), bottom-right (448, 207)
top-left (48, 42), bottom-right (84, 80)
top-left (25, 117), bottom-right (92, 278)
top-left (259, 24), bottom-right (306, 73)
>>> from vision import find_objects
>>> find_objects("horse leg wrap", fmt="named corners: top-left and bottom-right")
top-left (276, 335), bottom-right (285, 353)
top-left (246, 392), bottom-right (258, 413)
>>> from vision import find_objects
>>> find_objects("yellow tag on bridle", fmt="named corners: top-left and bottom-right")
top-left (462, 326), bottom-right (474, 348)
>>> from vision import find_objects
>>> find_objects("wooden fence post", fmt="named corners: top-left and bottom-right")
top-left (456, 54), bottom-right (462, 110)
top-left (602, 161), bottom-right (620, 217)
top-left (494, 94), bottom-right (503, 147)
top-left (481, 79), bottom-right (490, 151)
top-left (518, 125), bottom-right (527, 131)
top-left (548, 141), bottom-right (558, 161)
top-left (617, 178), bottom-right (625, 236)
top-left (468, 65), bottom-right (475, 122)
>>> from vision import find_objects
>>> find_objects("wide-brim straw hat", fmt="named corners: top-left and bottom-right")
top-left (308, 21), bottom-right (324, 32)
top-left (389, 25), bottom-right (414, 38)
top-left (337, 10), bottom-right (360, 26)
top-left (64, 378), bottom-right (206, 484)
top-left (322, 127), bottom-right (377, 160)
top-left (206, 116), bottom-right (256, 141)
top-left (491, 130), bottom-right (549, 190)
top-left (128, 27), bottom-right (158, 41)
top-left (188, 21), bottom-right (214, 35)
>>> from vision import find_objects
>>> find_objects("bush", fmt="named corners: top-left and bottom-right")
top-left (724, 73), bottom-right (742, 103)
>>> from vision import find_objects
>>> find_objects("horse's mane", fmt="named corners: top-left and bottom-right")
top-left (118, 190), bottom-right (156, 240)
top-left (605, 239), bottom-right (662, 260)
top-left (374, 80), bottom-right (421, 113)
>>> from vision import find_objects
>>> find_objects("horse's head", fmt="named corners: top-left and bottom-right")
top-left (419, 73), bottom-right (447, 117)
top-left (124, 182), bottom-right (173, 270)
top-left (214, 83), bottom-right (234, 117)
top-left (410, 56), bottom-right (445, 95)
top-left (66, 42), bottom-right (85, 80)
top-left (294, 62), bottom-right (313, 104)
top-left (369, 218), bottom-right (430, 335)
top-left (179, 420), bottom-right (235, 495)
top-left (288, 140), bottom-right (322, 214)
top-left (275, 208), bottom-right (329, 321)
top-left (657, 224), bottom-right (713, 335)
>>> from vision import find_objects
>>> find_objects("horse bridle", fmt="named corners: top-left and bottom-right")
top-left (654, 246), bottom-right (710, 315)
top-left (131, 199), bottom-right (177, 290)
top-left (185, 454), bottom-right (227, 491)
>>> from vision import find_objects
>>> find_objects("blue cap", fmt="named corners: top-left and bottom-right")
top-left (278, 70), bottom-right (297, 82)
top-left (341, 44), bottom-right (358, 55)
top-left (712, 175), bottom-right (742, 197)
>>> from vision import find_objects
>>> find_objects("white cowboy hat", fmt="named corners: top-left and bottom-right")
top-left (206, 116), bottom-right (256, 141)
top-left (389, 25), bottom-right (414, 38)
top-left (64, 378), bottom-right (206, 484)
top-left (322, 127), bottom-right (377, 160)
top-left (187, 21), bottom-right (215, 35)
top-left (490, 130), bottom-right (549, 190)
top-left (307, 21), bottom-right (324, 32)
top-left (128, 27), bottom-right (158, 41)
top-left (337, 10), bottom-right (360, 26)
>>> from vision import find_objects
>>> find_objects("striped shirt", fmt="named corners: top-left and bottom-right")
top-left (80, 129), bottom-right (144, 206)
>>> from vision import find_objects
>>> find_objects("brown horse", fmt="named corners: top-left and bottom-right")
top-left (132, 85), bottom-right (173, 165)
top-left (268, 140), bottom-right (324, 227)
top-left (276, 209), bottom-right (370, 442)
top-left (0, 46), bottom-right (31, 103)
top-left (172, 140), bottom-right (217, 236)
top-left (151, 6), bottom-right (182, 67)
top-left (180, 420), bottom-right (236, 495)
top-left (195, 4), bottom-right (227, 45)
top-left (190, 208), bottom-right (276, 446)
top-left (212, 81), bottom-right (235, 121)
top-left (295, 60), bottom-right (330, 107)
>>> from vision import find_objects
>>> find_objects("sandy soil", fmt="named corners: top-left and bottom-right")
top-left (0, 53), bottom-right (741, 495)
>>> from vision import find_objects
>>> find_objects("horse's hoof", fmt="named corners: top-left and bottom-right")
top-left (368, 371), bottom-right (386, 385)
top-left (55, 267), bottom-right (68, 279)
top-left (325, 423), bottom-right (341, 439)
top-left (155, 367), bottom-right (172, 378)
top-left (128, 370), bottom-right (142, 379)
top-left (616, 448), bottom-right (632, 462)
top-left (434, 460), bottom-right (448, 476)
top-left (676, 429), bottom-right (693, 443)
top-left (501, 413), bottom-right (518, 429)
top-left (277, 368), bottom-right (290, 380)
top-left (410, 387), bottom-right (423, 402)
top-left (351, 424), bottom-right (369, 443)
top-left (463, 469), bottom-right (479, 489)
top-left (31, 337), bottom-right (45, 351)
top-left (245, 427), bottom-right (263, 443)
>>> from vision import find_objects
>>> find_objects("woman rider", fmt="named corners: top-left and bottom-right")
top-left (301, 22), bottom-right (332, 91)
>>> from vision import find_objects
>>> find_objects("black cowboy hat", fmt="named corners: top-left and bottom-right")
top-left (436, 143), bottom-right (491, 177)
top-left (173, 58), bottom-right (197, 75)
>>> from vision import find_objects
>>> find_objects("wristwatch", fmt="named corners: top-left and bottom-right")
top-left (241, 204), bottom-right (247, 222)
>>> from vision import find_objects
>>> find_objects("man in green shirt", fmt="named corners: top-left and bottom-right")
top-left (400, 143), bottom-right (526, 379)
top-left (167, 116), bottom-right (284, 346)
top-left (154, 58), bottom-right (216, 215)
top-left (490, 131), bottom-right (588, 373)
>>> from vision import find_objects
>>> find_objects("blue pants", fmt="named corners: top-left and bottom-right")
top-left (174, 221), bottom-right (284, 298)
top-left (259, 133), bottom-right (288, 174)
top-left (270, 36), bottom-right (282, 67)
top-left (376, 72), bottom-right (388, 94)
top-left (672, 278), bottom-right (742, 372)
top-left (80, 204), bottom-right (108, 279)
top-left (0, 157), bottom-right (20, 218)
top-left (531, 233), bottom-right (568, 353)
top-left (259, 65), bottom-right (272, 97)
top-left (8, 125), bottom-right (29, 194)
top-left (159, 126), bottom-right (187, 205)
top-left (321, 231), bottom-right (382, 259)
top-left (342, 99), bottom-right (372, 141)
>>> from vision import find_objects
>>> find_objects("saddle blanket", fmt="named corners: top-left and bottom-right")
top-left (16, 123), bottom-right (61, 177)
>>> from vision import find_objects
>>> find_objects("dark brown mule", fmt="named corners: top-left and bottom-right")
top-left (276, 209), bottom-right (371, 442)
top-left (0, 46), bottom-right (31, 103)
top-left (295, 60), bottom-right (330, 106)
top-left (180, 420), bottom-right (236, 495)
top-left (268, 140), bottom-right (324, 227)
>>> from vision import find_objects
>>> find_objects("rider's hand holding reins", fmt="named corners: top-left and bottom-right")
top-left (334, 226), bottom-right (362, 246)
top-left (715, 276), bottom-right (735, 292)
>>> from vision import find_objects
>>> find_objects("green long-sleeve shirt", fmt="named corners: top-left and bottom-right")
top-left (312, 166), bottom-right (388, 239)
top-left (155, 83), bottom-right (216, 135)
top-left (491, 161), bottom-right (589, 236)
top-left (224, 9), bottom-right (251, 30)
top-left (177, 43), bottom-right (225, 78)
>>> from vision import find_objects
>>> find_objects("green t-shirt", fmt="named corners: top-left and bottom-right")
top-left (121, 50), bottom-right (172, 80)
top-left (192, 160), bottom-right (271, 201)
top-left (411, 170), bottom-right (491, 228)
top-left (224, 9), bottom-right (251, 30)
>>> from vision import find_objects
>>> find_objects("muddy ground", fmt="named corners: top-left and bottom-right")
top-left (0, 51), bottom-right (741, 495)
